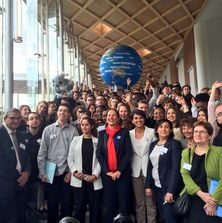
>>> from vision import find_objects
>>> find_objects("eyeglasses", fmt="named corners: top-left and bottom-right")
top-left (8, 116), bottom-right (21, 121)
top-left (216, 112), bottom-right (222, 118)
top-left (194, 130), bottom-right (208, 135)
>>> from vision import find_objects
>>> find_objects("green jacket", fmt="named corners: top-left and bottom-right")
top-left (180, 145), bottom-right (222, 205)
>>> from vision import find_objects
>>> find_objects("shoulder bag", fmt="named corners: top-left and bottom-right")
top-left (173, 149), bottom-right (191, 216)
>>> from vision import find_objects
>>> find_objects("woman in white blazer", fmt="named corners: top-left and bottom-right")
top-left (68, 117), bottom-right (102, 223)
top-left (130, 110), bottom-right (157, 223)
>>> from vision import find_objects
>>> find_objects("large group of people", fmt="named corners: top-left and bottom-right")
top-left (0, 77), bottom-right (222, 223)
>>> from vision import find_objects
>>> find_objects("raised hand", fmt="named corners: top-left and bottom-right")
top-left (127, 78), bottom-right (132, 86)
top-left (212, 81), bottom-right (222, 89)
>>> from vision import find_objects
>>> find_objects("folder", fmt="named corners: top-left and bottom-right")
top-left (46, 161), bottom-right (56, 184)
top-left (209, 179), bottom-right (222, 217)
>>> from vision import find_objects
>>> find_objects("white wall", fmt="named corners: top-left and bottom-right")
top-left (177, 58), bottom-right (185, 86)
top-left (194, 0), bottom-right (222, 91)
top-left (159, 64), bottom-right (170, 84)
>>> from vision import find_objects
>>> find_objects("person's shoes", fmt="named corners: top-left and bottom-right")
top-left (37, 209), bottom-right (47, 220)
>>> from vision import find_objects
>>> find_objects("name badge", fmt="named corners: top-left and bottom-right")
top-left (183, 163), bottom-right (192, 171)
top-left (50, 134), bottom-right (56, 139)
top-left (37, 139), bottom-right (42, 144)
top-left (20, 143), bottom-right (26, 150)
top-left (161, 147), bottom-right (168, 154)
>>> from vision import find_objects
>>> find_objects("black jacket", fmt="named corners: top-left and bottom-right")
top-left (96, 127), bottom-right (133, 176)
top-left (0, 125), bottom-right (30, 198)
top-left (145, 137), bottom-right (183, 196)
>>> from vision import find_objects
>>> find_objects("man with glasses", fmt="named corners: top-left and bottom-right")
top-left (0, 108), bottom-right (30, 223)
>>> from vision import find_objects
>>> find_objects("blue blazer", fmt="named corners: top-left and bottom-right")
top-left (0, 125), bottom-right (30, 198)
top-left (96, 127), bottom-right (133, 176)
top-left (145, 137), bottom-right (183, 196)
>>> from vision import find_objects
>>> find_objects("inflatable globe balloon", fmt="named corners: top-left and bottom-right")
top-left (99, 45), bottom-right (143, 89)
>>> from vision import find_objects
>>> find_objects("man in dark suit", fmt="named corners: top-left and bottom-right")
top-left (0, 108), bottom-right (30, 223)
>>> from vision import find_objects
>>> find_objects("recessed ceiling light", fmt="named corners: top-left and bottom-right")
top-left (137, 48), bottom-right (151, 57)
top-left (91, 22), bottom-right (112, 35)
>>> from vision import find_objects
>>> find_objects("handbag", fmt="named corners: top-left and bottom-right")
top-left (173, 192), bottom-right (191, 216)
top-left (173, 149), bottom-right (191, 216)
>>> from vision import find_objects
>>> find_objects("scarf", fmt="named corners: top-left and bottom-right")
top-left (106, 125), bottom-right (121, 172)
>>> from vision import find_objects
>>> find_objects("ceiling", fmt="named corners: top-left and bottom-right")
top-left (63, 0), bottom-right (207, 89)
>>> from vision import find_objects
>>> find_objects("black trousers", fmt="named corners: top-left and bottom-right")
top-left (187, 196), bottom-right (221, 223)
top-left (73, 181), bottom-right (102, 223)
top-left (46, 173), bottom-right (73, 223)
top-left (26, 180), bottom-right (41, 223)
top-left (0, 185), bottom-right (27, 223)
top-left (102, 174), bottom-right (131, 223)
top-left (15, 185), bottom-right (28, 223)
top-left (154, 186), bottom-right (178, 223)
top-left (0, 197), bottom-right (17, 223)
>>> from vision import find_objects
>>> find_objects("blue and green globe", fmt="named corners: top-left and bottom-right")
top-left (99, 45), bottom-right (143, 89)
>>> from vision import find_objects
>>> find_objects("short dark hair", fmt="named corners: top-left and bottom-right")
top-left (96, 94), bottom-right (105, 98)
top-left (58, 103), bottom-right (72, 113)
top-left (182, 84), bottom-right (191, 91)
top-left (153, 104), bottom-right (165, 111)
top-left (28, 112), bottom-right (41, 120)
top-left (81, 110), bottom-right (91, 117)
top-left (138, 99), bottom-right (148, 105)
top-left (180, 117), bottom-right (196, 132)
top-left (81, 90), bottom-right (88, 95)
top-left (197, 108), bottom-right (208, 120)
top-left (195, 93), bottom-right (210, 103)
top-left (61, 97), bottom-right (77, 110)
top-left (154, 119), bottom-right (174, 139)
top-left (180, 117), bottom-right (196, 127)
top-left (161, 83), bottom-right (169, 90)
top-left (86, 93), bottom-right (95, 99)
top-left (132, 109), bottom-right (146, 120)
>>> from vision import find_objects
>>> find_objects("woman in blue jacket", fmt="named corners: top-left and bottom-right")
top-left (145, 119), bottom-right (183, 223)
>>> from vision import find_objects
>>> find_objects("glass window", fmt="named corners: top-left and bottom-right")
top-left (0, 0), bottom-right (4, 120)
